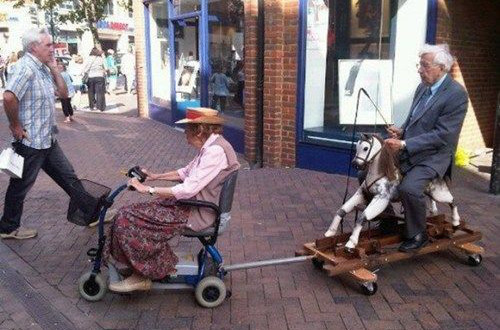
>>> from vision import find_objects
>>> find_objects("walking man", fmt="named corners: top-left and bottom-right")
top-left (385, 44), bottom-right (468, 252)
top-left (0, 27), bottom-right (79, 239)
top-left (120, 48), bottom-right (135, 94)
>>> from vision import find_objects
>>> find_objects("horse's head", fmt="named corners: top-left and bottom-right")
top-left (352, 133), bottom-right (383, 170)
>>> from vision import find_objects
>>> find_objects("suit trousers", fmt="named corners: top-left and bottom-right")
top-left (0, 141), bottom-right (78, 234)
top-left (398, 165), bottom-right (437, 238)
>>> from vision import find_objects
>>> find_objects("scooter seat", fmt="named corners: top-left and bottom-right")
top-left (181, 213), bottom-right (230, 237)
top-left (182, 227), bottom-right (215, 237)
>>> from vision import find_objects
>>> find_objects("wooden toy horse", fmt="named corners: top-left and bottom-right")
top-left (325, 133), bottom-right (461, 252)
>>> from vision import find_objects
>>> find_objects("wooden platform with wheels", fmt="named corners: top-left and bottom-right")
top-left (297, 214), bottom-right (484, 295)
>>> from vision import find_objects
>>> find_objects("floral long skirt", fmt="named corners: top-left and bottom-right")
top-left (104, 197), bottom-right (191, 280)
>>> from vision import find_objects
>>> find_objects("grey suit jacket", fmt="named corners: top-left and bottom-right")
top-left (399, 74), bottom-right (468, 177)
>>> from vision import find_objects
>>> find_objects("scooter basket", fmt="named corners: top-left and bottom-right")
top-left (67, 179), bottom-right (111, 226)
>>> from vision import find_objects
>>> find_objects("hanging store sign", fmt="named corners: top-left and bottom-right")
top-left (97, 20), bottom-right (128, 31)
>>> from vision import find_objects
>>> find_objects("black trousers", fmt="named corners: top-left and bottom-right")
top-left (60, 98), bottom-right (74, 117)
top-left (398, 165), bottom-right (437, 238)
top-left (87, 77), bottom-right (106, 111)
top-left (0, 141), bottom-right (79, 234)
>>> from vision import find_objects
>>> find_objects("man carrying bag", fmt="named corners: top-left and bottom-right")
top-left (0, 27), bottom-right (80, 240)
top-left (0, 145), bottom-right (24, 178)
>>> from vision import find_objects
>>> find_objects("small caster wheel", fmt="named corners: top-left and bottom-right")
top-left (195, 276), bottom-right (226, 308)
top-left (226, 289), bottom-right (232, 299)
top-left (78, 271), bottom-right (107, 302)
top-left (467, 254), bottom-right (482, 267)
top-left (312, 258), bottom-right (324, 270)
top-left (360, 282), bottom-right (378, 296)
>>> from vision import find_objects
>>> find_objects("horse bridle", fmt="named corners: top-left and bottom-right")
top-left (353, 136), bottom-right (381, 167)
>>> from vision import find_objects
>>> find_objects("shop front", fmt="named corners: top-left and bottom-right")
top-left (143, 0), bottom-right (245, 153)
top-left (296, 0), bottom-right (435, 173)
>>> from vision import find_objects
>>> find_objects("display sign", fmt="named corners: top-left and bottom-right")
top-left (54, 42), bottom-right (69, 57)
top-left (338, 59), bottom-right (393, 125)
top-left (176, 61), bottom-right (199, 96)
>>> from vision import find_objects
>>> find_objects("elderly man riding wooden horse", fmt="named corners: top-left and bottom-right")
top-left (325, 43), bottom-right (469, 253)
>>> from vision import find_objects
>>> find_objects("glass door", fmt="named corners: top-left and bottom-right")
top-left (208, 0), bottom-right (245, 151)
top-left (172, 16), bottom-right (201, 121)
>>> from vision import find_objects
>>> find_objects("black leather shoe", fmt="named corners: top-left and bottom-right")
top-left (399, 232), bottom-right (428, 252)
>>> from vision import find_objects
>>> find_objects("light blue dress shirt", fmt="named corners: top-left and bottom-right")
top-left (6, 53), bottom-right (57, 149)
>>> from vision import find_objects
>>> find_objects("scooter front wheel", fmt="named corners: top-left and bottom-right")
top-left (195, 276), bottom-right (226, 308)
top-left (78, 271), bottom-right (107, 302)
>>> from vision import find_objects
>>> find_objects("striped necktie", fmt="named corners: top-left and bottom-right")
top-left (410, 87), bottom-right (432, 121)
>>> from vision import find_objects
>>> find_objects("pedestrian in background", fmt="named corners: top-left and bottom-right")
top-left (5, 52), bottom-right (18, 81)
top-left (210, 63), bottom-right (232, 113)
top-left (0, 27), bottom-right (80, 240)
top-left (83, 47), bottom-right (106, 111)
top-left (105, 49), bottom-right (117, 94)
top-left (120, 48), bottom-right (135, 94)
top-left (57, 60), bottom-right (75, 123)
top-left (0, 53), bottom-right (5, 88)
top-left (67, 54), bottom-right (84, 109)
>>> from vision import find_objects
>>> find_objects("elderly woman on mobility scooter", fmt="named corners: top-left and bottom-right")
top-left (104, 108), bottom-right (240, 293)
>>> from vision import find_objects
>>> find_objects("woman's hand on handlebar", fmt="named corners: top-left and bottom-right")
top-left (128, 177), bottom-right (148, 193)
top-left (141, 168), bottom-right (158, 181)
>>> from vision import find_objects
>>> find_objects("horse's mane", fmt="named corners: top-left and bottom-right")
top-left (370, 134), bottom-right (400, 181)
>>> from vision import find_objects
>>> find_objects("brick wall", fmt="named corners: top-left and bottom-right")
top-left (244, 0), bottom-right (258, 164)
top-left (133, 1), bottom-right (149, 118)
top-left (263, 0), bottom-right (298, 167)
top-left (244, 0), bottom-right (299, 167)
top-left (436, 0), bottom-right (500, 152)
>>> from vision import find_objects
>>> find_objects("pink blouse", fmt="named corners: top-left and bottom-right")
top-left (171, 134), bottom-right (229, 200)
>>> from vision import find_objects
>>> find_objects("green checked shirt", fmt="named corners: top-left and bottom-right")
top-left (6, 52), bottom-right (57, 150)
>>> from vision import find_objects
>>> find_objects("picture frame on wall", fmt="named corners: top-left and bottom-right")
top-left (176, 61), bottom-right (200, 95)
top-left (338, 59), bottom-right (393, 125)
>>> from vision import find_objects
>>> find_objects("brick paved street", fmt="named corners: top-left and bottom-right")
top-left (0, 97), bottom-right (499, 329)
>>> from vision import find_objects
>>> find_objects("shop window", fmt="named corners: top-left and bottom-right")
top-left (303, 0), bottom-right (397, 147)
top-left (150, 0), bottom-right (171, 106)
top-left (173, 0), bottom-right (200, 15)
top-left (104, 0), bottom-right (114, 16)
top-left (208, 0), bottom-right (244, 124)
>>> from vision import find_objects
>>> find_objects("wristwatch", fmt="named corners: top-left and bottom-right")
top-left (148, 186), bottom-right (156, 195)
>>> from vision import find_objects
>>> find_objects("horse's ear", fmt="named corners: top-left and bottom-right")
top-left (359, 132), bottom-right (368, 141)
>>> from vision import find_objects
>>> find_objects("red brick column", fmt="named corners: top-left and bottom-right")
top-left (133, 1), bottom-right (149, 118)
top-left (436, 0), bottom-right (500, 151)
top-left (244, 0), bottom-right (299, 168)
top-left (244, 0), bottom-right (259, 164)
top-left (262, 0), bottom-right (298, 167)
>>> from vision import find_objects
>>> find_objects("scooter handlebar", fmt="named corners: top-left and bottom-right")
top-left (126, 166), bottom-right (147, 191)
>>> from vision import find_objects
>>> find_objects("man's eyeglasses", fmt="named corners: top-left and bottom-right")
top-left (416, 62), bottom-right (439, 70)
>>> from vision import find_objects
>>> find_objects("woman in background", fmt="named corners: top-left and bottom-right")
top-left (83, 48), bottom-right (107, 111)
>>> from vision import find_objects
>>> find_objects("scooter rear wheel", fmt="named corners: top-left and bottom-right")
top-left (195, 276), bottom-right (226, 308)
top-left (78, 271), bottom-right (107, 302)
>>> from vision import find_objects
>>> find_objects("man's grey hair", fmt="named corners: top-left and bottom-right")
top-left (419, 43), bottom-right (455, 72)
top-left (22, 27), bottom-right (51, 53)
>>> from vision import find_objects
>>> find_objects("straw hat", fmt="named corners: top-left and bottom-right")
top-left (175, 107), bottom-right (225, 125)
